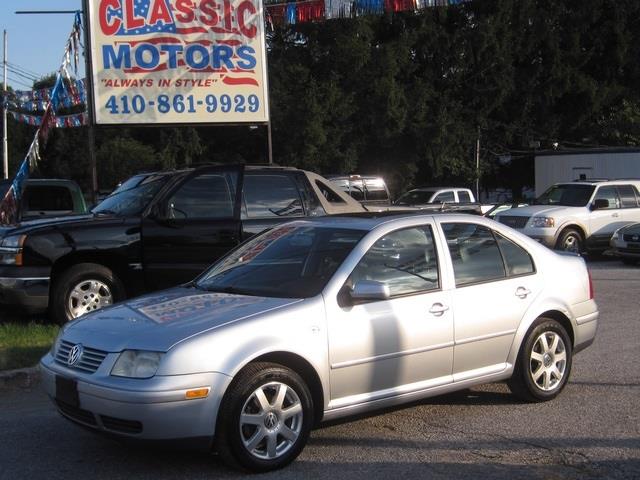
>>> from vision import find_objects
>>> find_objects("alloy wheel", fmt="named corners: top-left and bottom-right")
top-left (529, 331), bottom-right (567, 391)
top-left (68, 279), bottom-right (113, 318)
top-left (239, 381), bottom-right (304, 460)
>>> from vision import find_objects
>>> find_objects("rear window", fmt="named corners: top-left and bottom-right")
top-left (24, 185), bottom-right (74, 212)
top-left (617, 185), bottom-right (640, 208)
top-left (458, 191), bottom-right (472, 202)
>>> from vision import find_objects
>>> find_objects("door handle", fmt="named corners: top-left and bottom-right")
top-left (429, 303), bottom-right (449, 316)
top-left (515, 287), bottom-right (531, 299)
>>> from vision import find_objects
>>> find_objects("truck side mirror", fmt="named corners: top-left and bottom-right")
top-left (590, 199), bottom-right (609, 211)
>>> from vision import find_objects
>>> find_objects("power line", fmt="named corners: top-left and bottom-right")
top-left (7, 75), bottom-right (33, 89)
top-left (7, 67), bottom-right (38, 82)
top-left (7, 61), bottom-right (40, 78)
top-left (7, 62), bottom-right (40, 79)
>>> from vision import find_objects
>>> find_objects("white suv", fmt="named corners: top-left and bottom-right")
top-left (495, 180), bottom-right (640, 253)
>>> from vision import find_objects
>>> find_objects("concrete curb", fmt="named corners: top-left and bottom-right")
top-left (0, 365), bottom-right (41, 390)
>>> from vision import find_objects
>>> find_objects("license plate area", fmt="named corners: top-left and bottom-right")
top-left (55, 376), bottom-right (79, 407)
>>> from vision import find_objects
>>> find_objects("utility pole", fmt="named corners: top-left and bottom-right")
top-left (2, 30), bottom-right (8, 179)
top-left (475, 126), bottom-right (480, 201)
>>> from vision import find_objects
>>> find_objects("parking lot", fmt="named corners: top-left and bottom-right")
top-left (0, 257), bottom-right (638, 480)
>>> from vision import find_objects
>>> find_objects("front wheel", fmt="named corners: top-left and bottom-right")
top-left (508, 318), bottom-right (573, 402)
top-left (51, 263), bottom-right (125, 324)
top-left (555, 228), bottom-right (583, 254)
top-left (216, 362), bottom-right (313, 472)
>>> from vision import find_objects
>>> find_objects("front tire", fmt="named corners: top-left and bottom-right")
top-left (508, 318), bottom-right (573, 402)
top-left (51, 263), bottom-right (125, 324)
top-left (555, 228), bottom-right (583, 254)
top-left (216, 362), bottom-right (313, 472)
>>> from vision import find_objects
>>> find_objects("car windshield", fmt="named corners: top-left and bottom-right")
top-left (395, 190), bottom-right (437, 205)
top-left (535, 184), bottom-right (595, 207)
top-left (92, 174), bottom-right (170, 216)
top-left (196, 225), bottom-right (366, 298)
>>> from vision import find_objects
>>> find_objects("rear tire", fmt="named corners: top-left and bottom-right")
top-left (51, 263), bottom-right (125, 324)
top-left (216, 362), bottom-right (313, 472)
top-left (508, 318), bottom-right (573, 402)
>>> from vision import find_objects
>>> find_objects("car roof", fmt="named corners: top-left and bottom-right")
top-left (286, 211), bottom-right (485, 231)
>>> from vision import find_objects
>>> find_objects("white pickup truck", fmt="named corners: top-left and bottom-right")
top-left (495, 179), bottom-right (640, 253)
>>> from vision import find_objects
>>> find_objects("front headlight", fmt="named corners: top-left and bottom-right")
top-left (111, 350), bottom-right (164, 378)
top-left (0, 234), bottom-right (26, 265)
top-left (531, 216), bottom-right (555, 228)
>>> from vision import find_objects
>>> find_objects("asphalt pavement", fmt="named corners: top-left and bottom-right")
top-left (0, 257), bottom-right (638, 480)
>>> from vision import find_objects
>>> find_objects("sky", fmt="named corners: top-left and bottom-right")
top-left (1, 0), bottom-right (83, 90)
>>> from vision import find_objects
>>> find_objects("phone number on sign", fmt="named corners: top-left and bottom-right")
top-left (104, 94), bottom-right (261, 115)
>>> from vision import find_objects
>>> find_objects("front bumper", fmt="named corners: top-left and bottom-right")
top-left (516, 228), bottom-right (557, 248)
top-left (40, 353), bottom-right (232, 443)
top-left (572, 299), bottom-right (599, 354)
top-left (0, 266), bottom-right (51, 313)
top-left (609, 239), bottom-right (640, 259)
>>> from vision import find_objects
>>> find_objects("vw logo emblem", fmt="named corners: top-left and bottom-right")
top-left (633, 235), bottom-right (639, 241)
top-left (264, 412), bottom-right (278, 430)
top-left (67, 344), bottom-right (83, 366)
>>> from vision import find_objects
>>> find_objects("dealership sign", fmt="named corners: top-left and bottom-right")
top-left (86, 0), bottom-right (269, 124)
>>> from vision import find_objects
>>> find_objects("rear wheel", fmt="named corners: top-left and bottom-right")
top-left (508, 318), bottom-right (573, 402)
top-left (216, 362), bottom-right (313, 472)
top-left (555, 228), bottom-right (583, 254)
top-left (51, 263), bottom-right (125, 324)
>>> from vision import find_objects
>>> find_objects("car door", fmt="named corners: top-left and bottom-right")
top-left (439, 221), bottom-right (540, 380)
top-left (325, 224), bottom-right (454, 408)
top-left (589, 185), bottom-right (626, 247)
top-left (141, 165), bottom-right (243, 290)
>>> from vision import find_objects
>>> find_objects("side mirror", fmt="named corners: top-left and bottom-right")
top-left (350, 280), bottom-right (391, 301)
top-left (591, 198), bottom-right (609, 211)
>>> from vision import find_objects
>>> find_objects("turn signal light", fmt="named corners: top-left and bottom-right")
top-left (185, 387), bottom-right (210, 400)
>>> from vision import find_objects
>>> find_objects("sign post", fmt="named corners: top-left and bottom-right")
top-left (85, 0), bottom-right (270, 127)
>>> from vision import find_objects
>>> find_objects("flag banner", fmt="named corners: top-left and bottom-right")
top-left (0, 13), bottom-right (83, 225)
top-left (5, 79), bottom-right (87, 112)
top-left (87, 0), bottom-right (270, 125)
top-left (9, 111), bottom-right (89, 128)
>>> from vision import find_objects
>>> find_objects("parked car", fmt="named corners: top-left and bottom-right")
top-left (0, 165), bottom-right (364, 323)
top-left (326, 175), bottom-right (391, 206)
top-left (495, 179), bottom-right (640, 254)
top-left (484, 203), bottom-right (529, 218)
top-left (395, 186), bottom-right (476, 206)
top-left (40, 212), bottom-right (598, 472)
top-left (610, 222), bottom-right (640, 264)
top-left (0, 178), bottom-right (88, 220)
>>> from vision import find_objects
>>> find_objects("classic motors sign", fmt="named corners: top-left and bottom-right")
top-left (86, 0), bottom-right (270, 124)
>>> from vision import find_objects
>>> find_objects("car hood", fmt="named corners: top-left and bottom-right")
top-left (61, 287), bottom-right (303, 352)
top-left (497, 205), bottom-right (578, 217)
top-left (0, 213), bottom-right (108, 237)
top-left (618, 223), bottom-right (640, 235)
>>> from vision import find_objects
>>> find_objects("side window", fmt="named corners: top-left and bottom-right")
top-left (433, 191), bottom-right (455, 203)
top-left (315, 180), bottom-right (346, 204)
top-left (593, 186), bottom-right (620, 209)
top-left (167, 173), bottom-right (236, 219)
top-left (243, 174), bottom-right (304, 218)
top-left (617, 185), bottom-right (640, 208)
top-left (442, 223), bottom-right (506, 286)
top-left (495, 233), bottom-right (535, 276)
top-left (458, 191), bottom-right (472, 203)
top-left (364, 180), bottom-right (389, 202)
top-left (349, 226), bottom-right (439, 297)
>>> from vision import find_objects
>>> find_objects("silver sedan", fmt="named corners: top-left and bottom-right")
top-left (40, 213), bottom-right (598, 472)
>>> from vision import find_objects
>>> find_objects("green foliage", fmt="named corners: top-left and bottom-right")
top-left (0, 322), bottom-right (59, 370)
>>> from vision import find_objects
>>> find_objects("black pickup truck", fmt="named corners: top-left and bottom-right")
top-left (0, 165), bottom-right (366, 324)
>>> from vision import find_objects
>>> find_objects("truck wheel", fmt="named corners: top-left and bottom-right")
top-left (51, 263), bottom-right (125, 324)
top-left (555, 228), bottom-right (583, 254)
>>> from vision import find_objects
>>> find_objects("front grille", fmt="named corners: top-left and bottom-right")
top-left (55, 340), bottom-right (108, 374)
top-left (56, 400), bottom-right (97, 426)
top-left (498, 215), bottom-right (530, 229)
top-left (623, 234), bottom-right (640, 242)
top-left (100, 415), bottom-right (143, 434)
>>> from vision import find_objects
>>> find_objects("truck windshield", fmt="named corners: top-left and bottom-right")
top-left (196, 225), bottom-right (366, 298)
top-left (535, 184), bottom-right (595, 207)
top-left (92, 174), bottom-right (170, 216)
